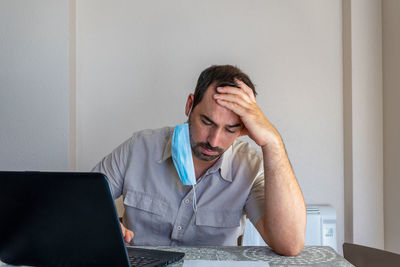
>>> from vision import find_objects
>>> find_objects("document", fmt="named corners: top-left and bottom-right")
top-left (183, 260), bottom-right (269, 267)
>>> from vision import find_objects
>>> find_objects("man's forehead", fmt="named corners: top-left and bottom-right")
top-left (196, 88), bottom-right (242, 126)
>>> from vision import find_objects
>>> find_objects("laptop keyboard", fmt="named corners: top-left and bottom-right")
top-left (127, 247), bottom-right (185, 267)
top-left (129, 255), bottom-right (161, 266)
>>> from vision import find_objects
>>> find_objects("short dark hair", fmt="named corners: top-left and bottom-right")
top-left (192, 65), bottom-right (256, 111)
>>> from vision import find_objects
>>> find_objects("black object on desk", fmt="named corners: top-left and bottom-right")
top-left (343, 242), bottom-right (400, 267)
top-left (0, 171), bottom-right (184, 267)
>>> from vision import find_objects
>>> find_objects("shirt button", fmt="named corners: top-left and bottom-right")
top-left (177, 226), bottom-right (182, 231)
top-left (184, 199), bottom-right (190, 204)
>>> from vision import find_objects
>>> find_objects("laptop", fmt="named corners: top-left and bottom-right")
top-left (0, 171), bottom-right (185, 267)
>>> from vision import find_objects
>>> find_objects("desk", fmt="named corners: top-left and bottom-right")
top-left (1, 246), bottom-right (353, 266)
top-left (142, 246), bottom-right (354, 266)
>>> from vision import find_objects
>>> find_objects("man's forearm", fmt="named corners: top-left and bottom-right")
top-left (262, 137), bottom-right (306, 256)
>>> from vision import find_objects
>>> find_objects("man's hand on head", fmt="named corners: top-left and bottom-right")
top-left (213, 78), bottom-right (282, 148)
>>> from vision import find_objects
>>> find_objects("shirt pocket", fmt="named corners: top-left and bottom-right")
top-left (124, 190), bottom-right (167, 215)
top-left (194, 209), bottom-right (243, 245)
top-left (123, 190), bottom-right (171, 244)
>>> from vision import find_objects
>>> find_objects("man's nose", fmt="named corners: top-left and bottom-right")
top-left (207, 128), bottom-right (222, 148)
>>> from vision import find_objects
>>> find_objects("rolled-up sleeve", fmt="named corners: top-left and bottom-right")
top-left (91, 137), bottom-right (132, 199)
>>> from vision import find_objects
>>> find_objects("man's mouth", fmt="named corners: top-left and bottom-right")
top-left (200, 146), bottom-right (217, 156)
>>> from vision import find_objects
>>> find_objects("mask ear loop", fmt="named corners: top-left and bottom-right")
top-left (192, 184), bottom-right (198, 214)
top-left (188, 102), bottom-right (197, 215)
top-left (187, 105), bottom-right (193, 118)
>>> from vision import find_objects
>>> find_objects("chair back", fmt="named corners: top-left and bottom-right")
top-left (343, 242), bottom-right (400, 267)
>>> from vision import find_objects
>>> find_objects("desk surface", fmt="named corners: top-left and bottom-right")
top-left (143, 246), bottom-right (354, 267)
top-left (1, 246), bottom-right (354, 267)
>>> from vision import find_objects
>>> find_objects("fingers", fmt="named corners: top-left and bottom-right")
top-left (216, 86), bottom-right (253, 104)
top-left (214, 98), bottom-right (247, 117)
top-left (120, 222), bottom-right (126, 235)
top-left (214, 92), bottom-right (249, 109)
top-left (214, 78), bottom-right (256, 110)
top-left (125, 229), bottom-right (134, 243)
top-left (120, 222), bottom-right (134, 243)
top-left (214, 84), bottom-right (257, 117)
top-left (235, 78), bottom-right (256, 102)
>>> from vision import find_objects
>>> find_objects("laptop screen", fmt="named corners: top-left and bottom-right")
top-left (0, 171), bottom-right (131, 266)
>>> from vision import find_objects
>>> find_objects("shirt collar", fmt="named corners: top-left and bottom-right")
top-left (157, 128), bottom-right (233, 183)
top-left (210, 145), bottom-right (233, 182)
top-left (158, 131), bottom-right (173, 163)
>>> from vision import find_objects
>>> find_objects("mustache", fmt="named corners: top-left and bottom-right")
top-left (198, 142), bottom-right (224, 153)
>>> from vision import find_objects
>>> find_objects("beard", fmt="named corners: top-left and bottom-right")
top-left (188, 118), bottom-right (225, 162)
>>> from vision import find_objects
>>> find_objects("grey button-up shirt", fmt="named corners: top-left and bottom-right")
top-left (92, 126), bottom-right (265, 246)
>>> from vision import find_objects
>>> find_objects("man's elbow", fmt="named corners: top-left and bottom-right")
top-left (272, 234), bottom-right (305, 256)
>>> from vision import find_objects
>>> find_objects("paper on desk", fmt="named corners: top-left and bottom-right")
top-left (183, 260), bottom-right (269, 267)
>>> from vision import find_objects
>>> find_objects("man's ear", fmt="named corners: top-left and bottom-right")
top-left (185, 94), bottom-right (194, 116)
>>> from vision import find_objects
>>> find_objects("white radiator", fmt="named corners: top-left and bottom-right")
top-left (242, 205), bottom-right (337, 251)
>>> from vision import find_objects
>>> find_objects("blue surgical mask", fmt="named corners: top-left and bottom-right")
top-left (171, 122), bottom-right (198, 213)
top-left (171, 123), bottom-right (196, 186)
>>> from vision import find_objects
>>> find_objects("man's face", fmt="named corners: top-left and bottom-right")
top-left (188, 83), bottom-right (243, 162)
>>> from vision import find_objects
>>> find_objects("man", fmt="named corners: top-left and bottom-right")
top-left (92, 65), bottom-right (306, 256)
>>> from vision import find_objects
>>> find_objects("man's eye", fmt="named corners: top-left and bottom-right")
top-left (226, 128), bottom-right (236, 134)
top-left (202, 120), bottom-right (212, 125)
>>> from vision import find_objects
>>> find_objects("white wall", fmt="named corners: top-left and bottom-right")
top-left (343, 0), bottom-right (384, 249)
top-left (383, 0), bottom-right (400, 255)
top-left (351, 0), bottom-right (384, 249)
top-left (76, 0), bottom-right (344, 251)
top-left (0, 0), bottom-right (70, 171)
